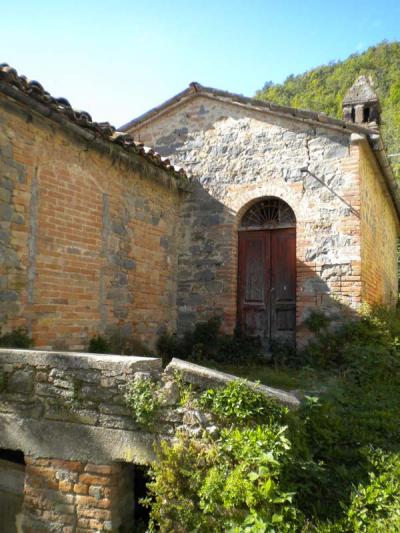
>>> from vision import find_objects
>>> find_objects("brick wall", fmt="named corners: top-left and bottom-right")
top-left (0, 94), bottom-right (183, 350)
top-left (22, 457), bottom-right (133, 532)
top-left (359, 142), bottom-right (398, 306)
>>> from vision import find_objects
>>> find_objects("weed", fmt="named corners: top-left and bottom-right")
top-left (0, 327), bottom-right (33, 349)
top-left (157, 317), bottom-right (263, 365)
top-left (124, 376), bottom-right (160, 428)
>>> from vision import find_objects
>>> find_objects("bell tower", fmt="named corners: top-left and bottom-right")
top-left (342, 75), bottom-right (381, 129)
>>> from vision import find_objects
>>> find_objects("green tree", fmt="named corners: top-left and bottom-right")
top-left (256, 41), bottom-right (400, 178)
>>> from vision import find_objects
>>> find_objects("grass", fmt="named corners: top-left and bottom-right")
top-left (198, 360), bottom-right (332, 393)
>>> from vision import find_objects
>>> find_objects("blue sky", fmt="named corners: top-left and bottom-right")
top-left (1, 0), bottom-right (399, 127)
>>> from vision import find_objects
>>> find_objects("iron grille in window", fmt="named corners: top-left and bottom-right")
top-left (240, 198), bottom-right (296, 229)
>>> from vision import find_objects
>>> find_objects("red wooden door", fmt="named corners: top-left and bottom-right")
top-left (238, 228), bottom-right (296, 346)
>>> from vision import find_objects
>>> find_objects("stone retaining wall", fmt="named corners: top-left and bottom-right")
top-left (0, 348), bottom-right (299, 531)
top-left (0, 349), bottom-right (161, 431)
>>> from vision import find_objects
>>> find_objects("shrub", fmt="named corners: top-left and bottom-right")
top-left (144, 380), bottom-right (302, 532)
top-left (343, 450), bottom-right (400, 532)
top-left (88, 335), bottom-right (110, 354)
top-left (146, 306), bottom-right (400, 530)
top-left (0, 327), bottom-right (33, 349)
top-left (199, 379), bottom-right (287, 424)
top-left (107, 330), bottom-right (153, 356)
top-left (88, 331), bottom-right (153, 356)
top-left (157, 317), bottom-right (263, 365)
top-left (124, 376), bottom-right (160, 428)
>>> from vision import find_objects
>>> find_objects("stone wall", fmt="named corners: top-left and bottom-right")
top-left (0, 348), bottom-right (299, 531)
top-left (0, 93), bottom-right (183, 350)
top-left (0, 350), bottom-right (162, 464)
top-left (130, 96), bottom-right (367, 342)
top-left (358, 141), bottom-right (398, 306)
top-left (0, 349), bottom-right (297, 461)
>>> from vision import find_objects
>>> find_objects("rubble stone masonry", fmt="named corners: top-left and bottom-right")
top-left (129, 96), bottom-right (399, 343)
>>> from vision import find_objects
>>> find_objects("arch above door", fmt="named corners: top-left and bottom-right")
top-left (237, 197), bottom-right (296, 349)
top-left (239, 196), bottom-right (296, 231)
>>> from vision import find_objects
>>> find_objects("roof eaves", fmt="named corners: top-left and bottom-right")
top-left (122, 82), bottom-right (399, 222)
top-left (120, 85), bottom-right (195, 132)
top-left (122, 81), bottom-right (376, 139)
top-left (0, 63), bottom-right (188, 188)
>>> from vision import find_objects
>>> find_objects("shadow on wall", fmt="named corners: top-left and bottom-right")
top-left (176, 180), bottom-right (360, 345)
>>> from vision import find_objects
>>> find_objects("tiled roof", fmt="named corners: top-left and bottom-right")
top-left (0, 64), bottom-right (187, 184)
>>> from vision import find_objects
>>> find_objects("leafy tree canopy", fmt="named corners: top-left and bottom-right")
top-left (256, 41), bottom-right (400, 177)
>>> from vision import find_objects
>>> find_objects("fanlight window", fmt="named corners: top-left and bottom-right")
top-left (240, 198), bottom-right (296, 230)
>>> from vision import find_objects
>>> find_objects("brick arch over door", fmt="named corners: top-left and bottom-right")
top-left (237, 197), bottom-right (296, 349)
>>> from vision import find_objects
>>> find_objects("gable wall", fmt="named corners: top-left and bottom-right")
top-left (0, 94), bottom-right (182, 350)
top-left (131, 96), bottom-right (365, 343)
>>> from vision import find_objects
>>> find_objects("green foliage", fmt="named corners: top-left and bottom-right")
top-left (172, 369), bottom-right (194, 406)
top-left (88, 335), bottom-right (110, 354)
top-left (124, 377), bottom-right (160, 428)
top-left (157, 317), bottom-right (263, 365)
top-left (302, 306), bottom-right (400, 374)
top-left (145, 306), bottom-right (400, 531)
top-left (290, 307), bottom-right (400, 520)
top-left (0, 368), bottom-right (6, 391)
top-left (145, 425), bottom-right (302, 531)
top-left (269, 338), bottom-right (298, 368)
top-left (342, 450), bottom-right (400, 532)
top-left (256, 41), bottom-right (400, 178)
top-left (318, 450), bottom-right (400, 532)
top-left (88, 331), bottom-right (153, 356)
top-left (71, 379), bottom-right (83, 407)
top-left (199, 425), bottom-right (300, 531)
top-left (199, 379), bottom-right (287, 424)
top-left (304, 310), bottom-right (331, 335)
top-left (0, 327), bottom-right (33, 349)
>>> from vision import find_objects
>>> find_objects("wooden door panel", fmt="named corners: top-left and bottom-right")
top-left (238, 231), bottom-right (269, 341)
top-left (241, 308), bottom-right (268, 337)
top-left (244, 238), bottom-right (266, 303)
top-left (238, 227), bottom-right (296, 347)
top-left (270, 228), bottom-right (296, 341)
top-left (271, 228), bottom-right (296, 302)
top-left (276, 308), bottom-right (296, 331)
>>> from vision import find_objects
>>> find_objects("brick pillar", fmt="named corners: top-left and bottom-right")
top-left (21, 457), bottom-right (134, 532)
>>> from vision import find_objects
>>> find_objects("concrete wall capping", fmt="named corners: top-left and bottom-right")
top-left (0, 348), bottom-right (162, 371)
top-left (166, 358), bottom-right (300, 408)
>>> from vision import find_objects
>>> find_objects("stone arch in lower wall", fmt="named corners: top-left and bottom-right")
top-left (0, 449), bottom-right (25, 533)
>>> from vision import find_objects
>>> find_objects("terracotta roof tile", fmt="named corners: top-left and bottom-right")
top-left (0, 64), bottom-right (187, 184)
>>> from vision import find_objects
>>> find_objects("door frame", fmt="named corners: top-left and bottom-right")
top-left (236, 197), bottom-right (297, 347)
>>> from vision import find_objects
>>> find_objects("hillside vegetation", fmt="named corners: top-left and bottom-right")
top-left (150, 307), bottom-right (400, 531)
top-left (256, 41), bottom-right (400, 177)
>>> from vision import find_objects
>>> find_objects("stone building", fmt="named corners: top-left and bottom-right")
top-left (122, 77), bottom-right (400, 346)
top-left (0, 64), bottom-right (398, 351)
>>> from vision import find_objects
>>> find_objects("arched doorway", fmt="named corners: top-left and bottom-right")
top-left (237, 197), bottom-right (296, 348)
